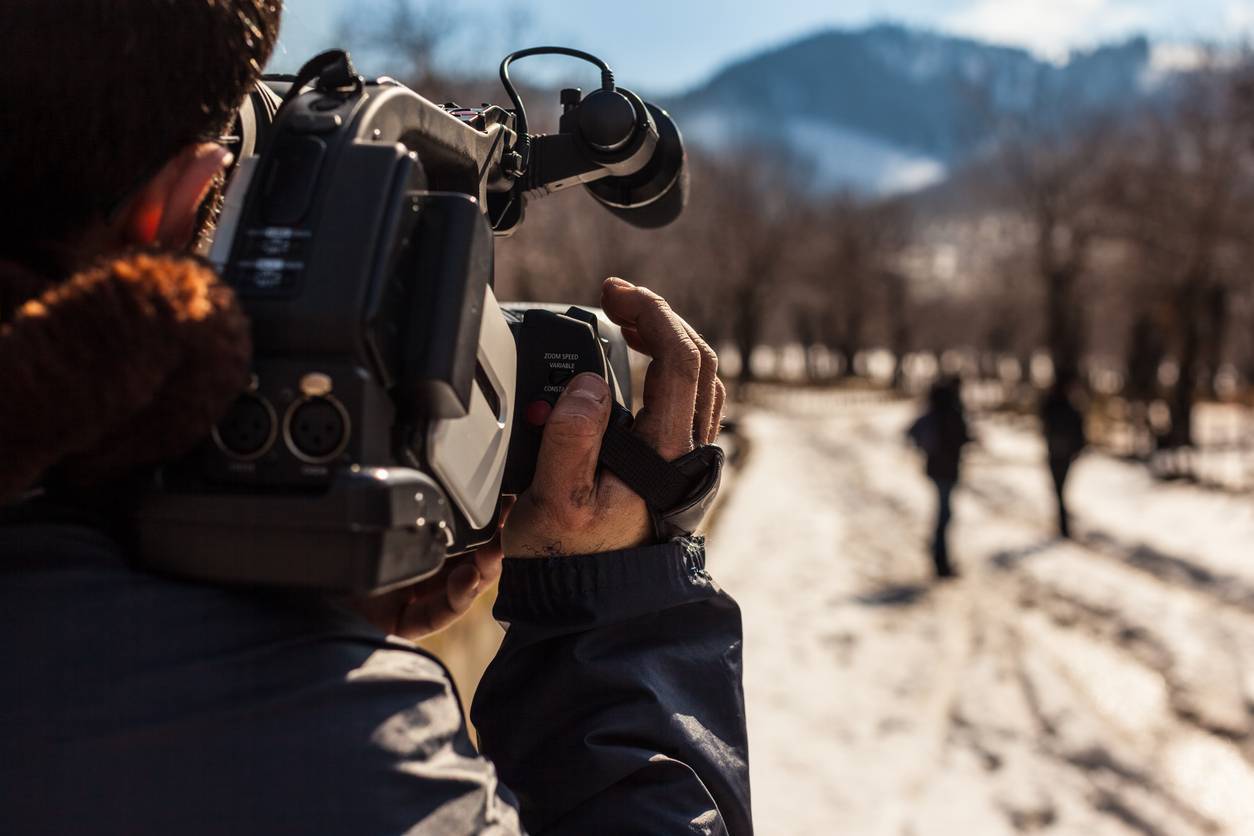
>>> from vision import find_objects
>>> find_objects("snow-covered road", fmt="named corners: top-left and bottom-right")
top-left (709, 388), bottom-right (1254, 836)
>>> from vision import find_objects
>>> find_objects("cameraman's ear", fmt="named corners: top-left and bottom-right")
top-left (123, 143), bottom-right (233, 248)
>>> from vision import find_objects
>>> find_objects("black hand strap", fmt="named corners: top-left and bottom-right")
top-left (597, 404), bottom-right (724, 540)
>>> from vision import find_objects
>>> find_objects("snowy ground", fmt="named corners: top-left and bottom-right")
top-left (709, 387), bottom-right (1254, 836)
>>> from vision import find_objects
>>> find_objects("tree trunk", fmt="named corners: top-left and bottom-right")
top-left (1170, 280), bottom-right (1202, 449)
top-left (1200, 283), bottom-right (1227, 399)
top-left (1037, 214), bottom-right (1084, 388)
top-left (793, 309), bottom-right (820, 383)
top-left (1046, 267), bottom-right (1082, 387)
top-left (1125, 314), bottom-right (1162, 403)
top-left (837, 299), bottom-right (863, 379)
top-left (838, 342), bottom-right (857, 378)
top-left (885, 272), bottom-right (909, 391)
top-left (732, 288), bottom-right (761, 390)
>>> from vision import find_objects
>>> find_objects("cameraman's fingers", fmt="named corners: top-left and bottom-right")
top-left (443, 563), bottom-right (482, 617)
top-left (530, 373), bottom-right (611, 517)
top-left (682, 322), bottom-right (720, 445)
top-left (620, 320), bottom-right (711, 441)
top-left (601, 279), bottom-right (700, 460)
top-left (619, 325), bottom-right (647, 354)
top-left (399, 562), bottom-right (479, 637)
top-left (471, 500), bottom-right (509, 585)
top-left (708, 378), bottom-right (726, 444)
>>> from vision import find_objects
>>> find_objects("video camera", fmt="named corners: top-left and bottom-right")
top-left (138, 48), bottom-right (719, 594)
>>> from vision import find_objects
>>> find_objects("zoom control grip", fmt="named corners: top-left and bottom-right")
top-left (502, 307), bottom-right (615, 495)
top-left (502, 306), bottom-right (723, 539)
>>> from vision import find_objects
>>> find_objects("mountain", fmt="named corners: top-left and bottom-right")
top-left (665, 24), bottom-right (1155, 195)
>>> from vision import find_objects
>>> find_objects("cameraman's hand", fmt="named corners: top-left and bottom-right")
top-left (504, 278), bottom-right (724, 557)
top-left (350, 500), bottom-right (510, 639)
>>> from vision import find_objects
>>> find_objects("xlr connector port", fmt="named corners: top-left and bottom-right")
top-left (212, 394), bottom-right (278, 461)
top-left (284, 396), bottom-right (350, 463)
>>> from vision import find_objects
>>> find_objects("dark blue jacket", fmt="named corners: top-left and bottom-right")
top-left (0, 518), bottom-right (751, 835)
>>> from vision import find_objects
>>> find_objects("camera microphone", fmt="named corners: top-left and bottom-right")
top-left (495, 48), bottom-right (689, 233)
top-left (584, 101), bottom-right (688, 229)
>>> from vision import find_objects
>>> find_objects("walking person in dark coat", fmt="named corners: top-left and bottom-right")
top-left (908, 377), bottom-right (971, 578)
top-left (1041, 381), bottom-right (1087, 538)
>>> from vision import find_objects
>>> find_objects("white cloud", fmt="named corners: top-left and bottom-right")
top-left (942, 0), bottom-right (1254, 59)
top-left (1226, 0), bottom-right (1254, 31)
top-left (945, 0), bottom-right (1154, 59)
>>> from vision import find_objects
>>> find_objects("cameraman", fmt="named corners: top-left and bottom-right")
top-left (0, 3), bottom-right (751, 835)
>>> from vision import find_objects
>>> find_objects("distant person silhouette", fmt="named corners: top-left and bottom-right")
top-left (908, 377), bottom-right (971, 578)
top-left (1041, 381), bottom-right (1086, 538)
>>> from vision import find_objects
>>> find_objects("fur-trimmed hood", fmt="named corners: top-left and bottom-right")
top-left (0, 251), bottom-right (250, 502)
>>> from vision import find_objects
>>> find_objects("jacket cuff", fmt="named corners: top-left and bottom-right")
top-left (494, 535), bottom-right (714, 629)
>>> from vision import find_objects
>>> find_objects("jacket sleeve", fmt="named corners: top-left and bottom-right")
top-left (471, 536), bottom-right (753, 835)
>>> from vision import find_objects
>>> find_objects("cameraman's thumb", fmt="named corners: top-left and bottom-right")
top-left (530, 373), bottom-right (611, 509)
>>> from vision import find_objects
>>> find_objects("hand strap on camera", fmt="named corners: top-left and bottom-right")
top-left (597, 404), bottom-right (724, 541)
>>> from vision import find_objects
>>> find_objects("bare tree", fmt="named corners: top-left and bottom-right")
top-left (665, 150), bottom-right (799, 388)
top-left (779, 195), bottom-right (911, 381)
top-left (1102, 56), bottom-right (1254, 448)
top-left (825, 198), bottom-right (873, 377)
top-left (882, 269), bottom-right (911, 389)
top-left (995, 118), bottom-right (1115, 387)
top-left (338, 0), bottom-right (460, 88)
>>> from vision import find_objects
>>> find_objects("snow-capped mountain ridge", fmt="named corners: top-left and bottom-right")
top-left (666, 24), bottom-right (1156, 195)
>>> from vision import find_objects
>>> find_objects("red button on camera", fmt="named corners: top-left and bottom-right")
top-left (524, 399), bottom-right (553, 427)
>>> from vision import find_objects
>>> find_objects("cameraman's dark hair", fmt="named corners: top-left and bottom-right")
top-left (1, 1), bottom-right (282, 263)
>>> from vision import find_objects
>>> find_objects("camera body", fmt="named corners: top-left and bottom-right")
top-left (138, 50), bottom-right (683, 593)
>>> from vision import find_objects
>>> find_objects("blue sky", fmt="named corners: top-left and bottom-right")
top-left (273, 0), bottom-right (1254, 93)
